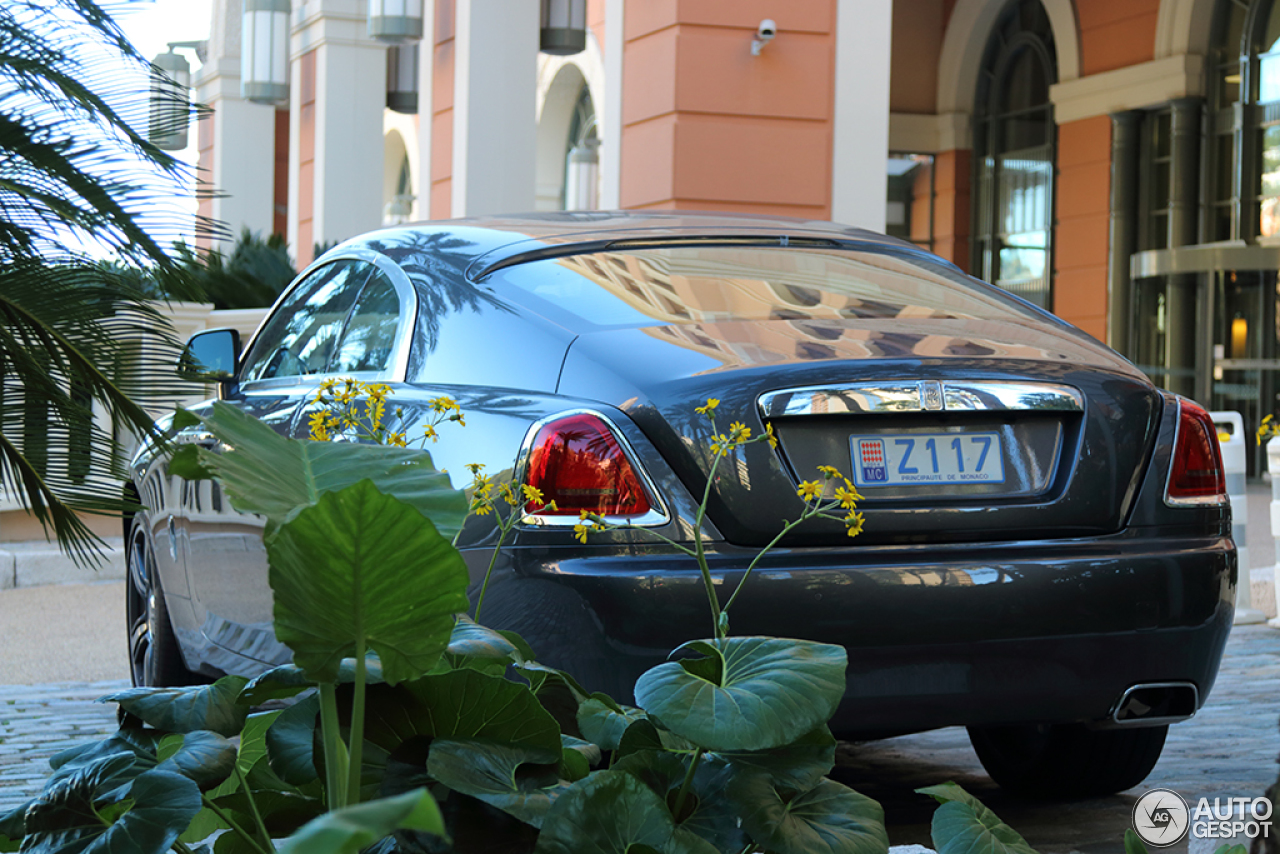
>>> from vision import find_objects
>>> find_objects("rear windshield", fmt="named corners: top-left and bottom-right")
top-left (485, 245), bottom-right (1048, 331)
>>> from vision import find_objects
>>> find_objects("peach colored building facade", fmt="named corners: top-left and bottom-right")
top-left (194, 0), bottom-right (1280, 469)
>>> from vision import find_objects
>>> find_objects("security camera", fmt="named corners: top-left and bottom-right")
top-left (751, 19), bottom-right (777, 55)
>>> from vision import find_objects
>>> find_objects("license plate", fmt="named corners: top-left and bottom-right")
top-left (850, 432), bottom-right (1005, 487)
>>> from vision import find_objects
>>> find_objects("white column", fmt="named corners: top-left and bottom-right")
top-left (452, 0), bottom-right (538, 217)
top-left (198, 0), bottom-right (277, 245)
top-left (1269, 438), bottom-right (1280, 627)
top-left (416, 2), bottom-right (435, 222)
top-left (290, 0), bottom-right (387, 254)
top-left (600, 0), bottom-right (623, 210)
top-left (830, 0), bottom-right (891, 231)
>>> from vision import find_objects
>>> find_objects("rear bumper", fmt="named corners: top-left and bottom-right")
top-left (467, 531), bottom-right (1235, 738)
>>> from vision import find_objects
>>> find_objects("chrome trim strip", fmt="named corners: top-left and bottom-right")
top-left (757, 381), bottom-right (1084, 417)
top-left (512, 408), bottom-right (672, 529)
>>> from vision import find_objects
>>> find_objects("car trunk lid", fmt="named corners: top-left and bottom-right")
top-left (558, 319), bottom-right (1162, 547)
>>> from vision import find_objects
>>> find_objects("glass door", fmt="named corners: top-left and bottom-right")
top-left (1211, 269), bottom-right (1280, 475)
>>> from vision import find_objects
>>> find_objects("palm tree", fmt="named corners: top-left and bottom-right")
top-left (0, 0), bottom-right (209, 563)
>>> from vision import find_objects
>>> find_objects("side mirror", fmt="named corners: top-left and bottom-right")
top-left (179, 328), bottom-right (240, 387)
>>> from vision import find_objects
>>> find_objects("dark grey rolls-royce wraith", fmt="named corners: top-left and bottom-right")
top-left (127, 212), bottom-right (1235, 797)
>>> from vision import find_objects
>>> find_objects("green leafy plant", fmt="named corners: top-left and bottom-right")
top-left (2, 388), bottom-right (1043, 854)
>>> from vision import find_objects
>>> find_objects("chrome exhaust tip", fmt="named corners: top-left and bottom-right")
top-left (1109, 682), bottom-right (1199, 726)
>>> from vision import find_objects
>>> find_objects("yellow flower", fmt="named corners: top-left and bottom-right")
top-left (388, 432), bottom-right (407, 448)
top-left (466, 462), bottom-right (485, 475)
top-left (521, 484), bottom-right (544, 505)
top-left (729, 421), bottom-right (751, 443)
top-left (429, 396), bottom-right (460, 414)
top-left (308, 410), bottom-right (329, 442)
top-left (1259, 415), bottom-right (1277, 445)
top-left (765, 422), bottom-right (778, 449)
top-left (844, 511), bottom-right (865, 537)
top-left (797, 480), bottom-right (823, 502)
top-left (545, 499), bottom-right (559, 512)
top-left (695, 398), bottom-right (720, 416)
top-left (817, 465), bottom-right (841, 480)
top-left (471, 499), bottom-right (492, 516)
top-left (474, 476), bottom-right (494, 498)
top-left (573, 523), bottom-right (590, 544)
top-left (367, 398), bottom-right (385, 432)
top-left (423, 424), bottom-right (439, 443)
top-left (500, 484), bottom-right (519, 506)
top-left (834, 481), bottom-right (861, 509)
top-left (710, 433), bottom-right (729, 455)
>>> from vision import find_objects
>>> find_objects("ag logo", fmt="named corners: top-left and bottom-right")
top-left (1133, 788), bottom-right (1190, 847)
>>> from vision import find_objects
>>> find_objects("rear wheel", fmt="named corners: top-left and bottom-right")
top-left (126, 513), bottom-right (201, 687)
top-left (967, 722), bottom-right (1168, 798)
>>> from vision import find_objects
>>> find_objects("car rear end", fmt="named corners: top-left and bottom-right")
top-left (468, 234), bottom-right (1235, 742)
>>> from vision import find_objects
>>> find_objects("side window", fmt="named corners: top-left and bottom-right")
top-left (240, 261), bottom-right (370, 383)
top-left (331, 268), bottom-right (402, 374)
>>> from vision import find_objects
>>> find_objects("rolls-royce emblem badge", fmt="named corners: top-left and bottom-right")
top-left (920, 381), bottom-right (943, 411)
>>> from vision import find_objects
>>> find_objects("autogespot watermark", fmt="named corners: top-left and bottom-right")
top-left (1132, 788), bottom-right (1273, 848)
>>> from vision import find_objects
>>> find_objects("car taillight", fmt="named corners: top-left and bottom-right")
top-left (524, 412), bottom-right (652, 517)
top-left (1165, 398), bottom-right (1227, 505)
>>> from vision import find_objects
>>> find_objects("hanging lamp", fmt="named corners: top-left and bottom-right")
top-left (386, 43), bottom-right (419, 114)
top-left (368, 0), bottom-right (424, 43)
top-left (242, 0), bottom-right (290, 104)
top-left (540, 0), bottom-right (587, 55)
top-left (149, 47), bottom-right (191, 150)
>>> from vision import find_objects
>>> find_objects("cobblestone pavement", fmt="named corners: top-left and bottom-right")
top-left (0, 680), bottom-right (126, 814)
top-left (1, 626), bottom-right (1277, 852)
top-left (833, 624), bottom-right (1280, 854)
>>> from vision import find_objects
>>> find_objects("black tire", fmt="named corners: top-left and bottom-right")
top-left (126, 513), bottom-right (202, 687)
top-left (967, 722), bottom-right (1168, 798)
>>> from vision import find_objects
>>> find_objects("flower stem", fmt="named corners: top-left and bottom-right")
top-left (695, 443), bottom-right (729, 639)
top-left (722, 511), bottom-right (811, 614)
top-left (473, 518), bottom-right (512, 623)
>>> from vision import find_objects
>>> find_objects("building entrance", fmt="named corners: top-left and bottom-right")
top-left (1131, 246), bottom-right (1280, 476)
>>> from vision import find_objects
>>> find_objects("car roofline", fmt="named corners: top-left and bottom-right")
top-left (465, 232), bottom-right (957, 281)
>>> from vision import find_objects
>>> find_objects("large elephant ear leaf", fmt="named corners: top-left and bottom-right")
top-left (277, 788), bottom-right (445, 854)
top-left (533, 770), bottom-right (719, 854)
top-left (577, 697), bottom-right (647, 751)
top-left (918, 783), bottom-right (1037, 854)
top-left (101, 676), bottom-right (250, 737)
top-left (268, 479), bottom-right (470, 684)
top-left (729, 773), bottom-right (889, 854)
top-left (22, 760), bottom-right (201, 854)
top-left (185, 401), bottom-right (467, 538)
top-left (634, 637), bottom-right (846, 751)
top-left (156, 730), bottom-right (238, 791)
top-left (715, 725), bottom-right (837, 793)
top-left (427, 738), bottom-right (566, 828)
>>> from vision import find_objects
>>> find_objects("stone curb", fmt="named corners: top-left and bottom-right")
top-left (0, 539), bottom-right (126, 590)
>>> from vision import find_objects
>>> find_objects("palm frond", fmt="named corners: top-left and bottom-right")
top-left (0, 1), bottom-right (220, 561)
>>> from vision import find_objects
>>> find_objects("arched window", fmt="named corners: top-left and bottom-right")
top-left (971, 0), bottom-right (1056, 310)
top-left (563, 85), bottom-right (598, 210)
top-left (1206, 0), bottom-right (1280, 240)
